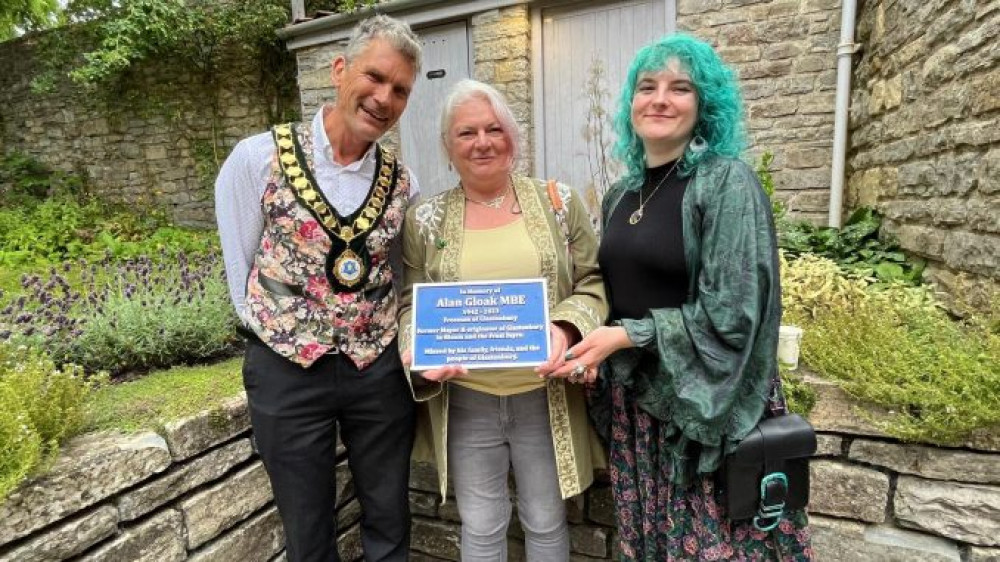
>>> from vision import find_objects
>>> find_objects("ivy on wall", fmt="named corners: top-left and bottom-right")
top-left (28, 0), bottom-right (300, 189)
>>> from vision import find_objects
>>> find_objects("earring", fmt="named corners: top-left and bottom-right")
top-left (689, 135), bottom-right (708, 154)
top-left (447, 161), bottom-right (453, 172)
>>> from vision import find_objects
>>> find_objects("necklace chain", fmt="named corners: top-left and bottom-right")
top-left (629, 159), bottom-right (681, 225)
top-left (464, 181), bottom-right (512, 210)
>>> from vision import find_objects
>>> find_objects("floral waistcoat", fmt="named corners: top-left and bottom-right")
top-left (244, 123), bottom-right (410, 369)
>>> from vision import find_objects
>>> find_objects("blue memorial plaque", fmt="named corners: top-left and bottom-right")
top-left (410, 279), bottom-right (550, 371)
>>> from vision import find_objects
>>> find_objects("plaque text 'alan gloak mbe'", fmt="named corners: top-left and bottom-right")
top-left (410, 279), bottom-right (550, 371)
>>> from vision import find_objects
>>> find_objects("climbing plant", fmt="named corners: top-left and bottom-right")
top-left (29, 0), bottom-right (299, 185)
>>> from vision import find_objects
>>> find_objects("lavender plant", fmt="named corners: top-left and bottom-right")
top-left (0, 251), bottom-right (239, 376)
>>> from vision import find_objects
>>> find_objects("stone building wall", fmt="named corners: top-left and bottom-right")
top-left (846, 0), bottom-right (999, 303)
top-left (469, 6), bottom-right (534, 176)
top-left (2, 378), bottom-right (997, 561)
top-left (294, 6), bottom-right (533, 175)
top-left (0, 32), bottom-right (298, 228)
top-left (677, 0), bottom-right (843, 224)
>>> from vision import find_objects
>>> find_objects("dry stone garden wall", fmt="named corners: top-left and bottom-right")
top-left (2, 377), bottom-right (997, 561)
top-left (845, 0), bottom-right (999, 304)
top-left (677, 0), bottom-right (845, 223)
top-left (0, 32), bottom-right (297, 228)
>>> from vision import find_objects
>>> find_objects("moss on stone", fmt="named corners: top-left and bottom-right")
top-left (84, 358), bottom-right (243, 434)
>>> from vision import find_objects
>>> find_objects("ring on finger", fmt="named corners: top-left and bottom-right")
top-left (571, 362), bottom-right (587, 377)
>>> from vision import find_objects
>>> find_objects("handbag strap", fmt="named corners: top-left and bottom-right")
top-left (754, 423), bottom-right (790, 532)
top-left (546, 179), bottom-right (571, 248)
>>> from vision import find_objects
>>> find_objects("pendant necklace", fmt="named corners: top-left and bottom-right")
top-left (629, 158), bottom-right (682, 225)
top-left (465, 182), bottom-right (511, 210)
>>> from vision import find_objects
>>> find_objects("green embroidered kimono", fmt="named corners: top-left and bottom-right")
top-left (398, 175), bottom-right (608, 500)
top-left (592, 156), bottom-right (783, 485)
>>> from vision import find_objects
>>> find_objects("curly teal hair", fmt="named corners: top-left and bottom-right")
top-left (612, 33), bottom-right (745, 187)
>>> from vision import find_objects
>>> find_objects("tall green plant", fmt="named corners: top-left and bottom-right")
top-left (0, 343), bottom-right (104, 500)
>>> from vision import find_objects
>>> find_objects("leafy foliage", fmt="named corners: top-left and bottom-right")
top-left (781, 253), bottom-right (999, 444)
top-left (780, 368), bottom-right (816, 417)
top-left (0, 152), bottom-right (218, 266)
top-left (2, 253), bottom-right (239, 376)
top-left (0, 343), bottom-right (104, 501)
top-left (0, 0), bottom-right (58, 40)
top-left (0, 197), bottom-right (218, 267)
top-left (778, 207), bottom-right (925, 284)
top-left (0, 151), bottom-right (84, 204)
top-left (754, 151), bottom-right (786, 220)
top-left (753, 152), bottom-right (924, 285)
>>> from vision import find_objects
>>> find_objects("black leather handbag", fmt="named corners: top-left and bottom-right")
top-left (717, 413), bottom-right (817, 531)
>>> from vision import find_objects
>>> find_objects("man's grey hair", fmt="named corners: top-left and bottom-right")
top-left (440, 79), bottom-right (521, 163)
top-left (344, 14), bottom-right (423, 73)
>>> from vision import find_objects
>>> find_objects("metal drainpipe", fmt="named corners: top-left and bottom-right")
top-left (828, 0), bottom-right (860, 228)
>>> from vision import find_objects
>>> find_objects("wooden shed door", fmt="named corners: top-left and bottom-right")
top-left (536, 0), bottom-right (670, 213)
top-left (399, 21), bottom-right (471, 199)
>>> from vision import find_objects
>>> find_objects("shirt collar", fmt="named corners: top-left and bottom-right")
top-left (312, 105), bottom-right (377, 172)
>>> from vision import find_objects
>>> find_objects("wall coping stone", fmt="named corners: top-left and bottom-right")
top-left (162, 393), bottom-right (250, 461)
top-left (0, 431), bottom-right (171, 546)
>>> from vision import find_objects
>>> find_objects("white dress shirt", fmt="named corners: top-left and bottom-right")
top-left (214, 107), bottom-right (421, 321)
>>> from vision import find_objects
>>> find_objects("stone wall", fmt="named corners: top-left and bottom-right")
top-left (3, 376), bottom-right (997, 561)
top-left (846, 0), bottom-right (999, 304)
top-left (470, 6), bottom-right (534, 176)
top-left (294, 6), bottom-right (533, 175)
top-left (0, 32), bottom-right (298, 228)
top-left (678, 0), bottom-right (843, 224)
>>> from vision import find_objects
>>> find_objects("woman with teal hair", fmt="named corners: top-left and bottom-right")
top-left (538, 34), bottom-right (813, 559)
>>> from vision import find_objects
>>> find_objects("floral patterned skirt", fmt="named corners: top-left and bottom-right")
top-left (609, 383), bottom-right (814, 561)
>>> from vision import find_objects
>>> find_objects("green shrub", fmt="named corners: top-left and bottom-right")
top-left (780, 368), bottom-right (816, 417)
top-left (778, 208), bottom-right (924, 285)
top-left (2, 253), bottom-right (240, 376)
top-left (0, 344), bottom-right (104, 500)
top-left (753, 152), bottom-right (923, 285)
top-left (0, 152), bottom-right (85, 205)
top-left (0, 197), bottom-right (218, 267)
top-left (781, 253), bottom-right (999, 444)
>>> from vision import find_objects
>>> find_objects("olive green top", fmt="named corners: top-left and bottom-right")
top-left (591, 156), bottom-right (782, 485)
top-left (455, 218), bottom-right (545, 396)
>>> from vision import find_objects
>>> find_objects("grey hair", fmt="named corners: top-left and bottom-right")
top-left (440, 79), bottom-right (521, 163)
top-left (344, 14), bottom-right (423, 72)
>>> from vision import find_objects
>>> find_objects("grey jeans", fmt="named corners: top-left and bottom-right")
top-left (447, 384), bottom-right (569, 562)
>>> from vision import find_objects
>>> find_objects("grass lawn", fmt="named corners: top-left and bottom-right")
top-left (84, 357), bottom-right (244, 433)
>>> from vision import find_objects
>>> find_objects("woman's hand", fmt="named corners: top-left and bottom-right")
top-left (544, 326), bottom-right (633, 384)
top-left (535, 323), bottom-right (577, 380)
top-left (419, 365), bottom-right (468, 382)
top-left (401, 349), bottom-right (468, 382)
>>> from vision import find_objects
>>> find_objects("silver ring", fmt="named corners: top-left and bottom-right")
top-left (571, 362), bottom-right (587, 377)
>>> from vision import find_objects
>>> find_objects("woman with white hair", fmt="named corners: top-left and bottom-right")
top-left (397, 79), bottom-right (607, 561)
